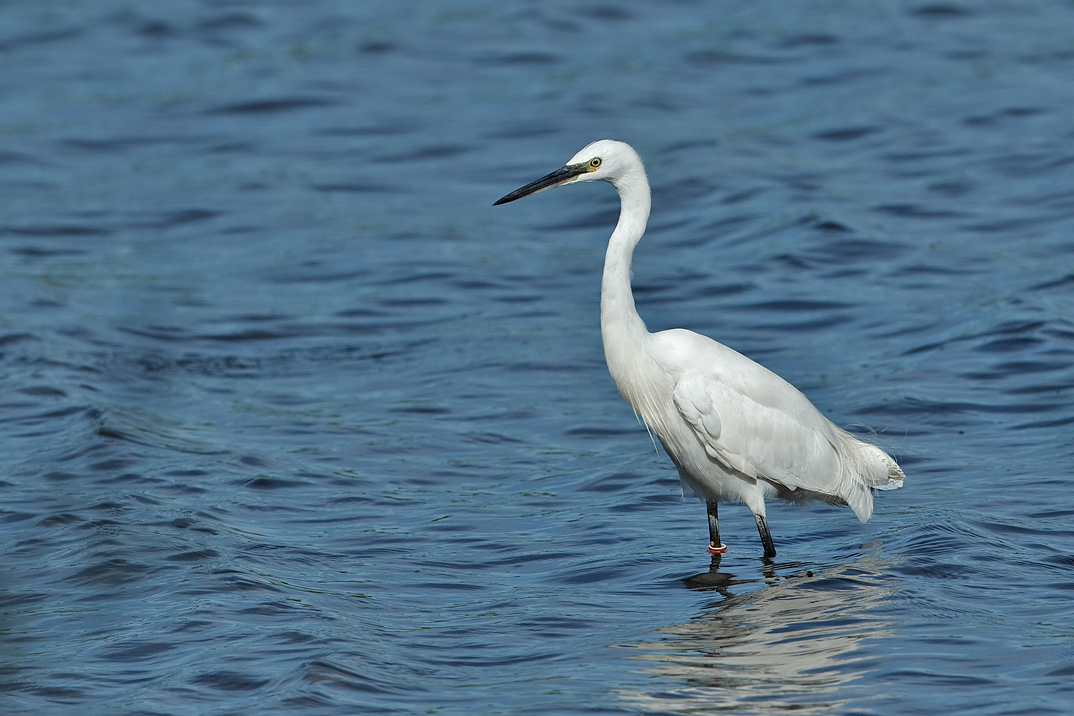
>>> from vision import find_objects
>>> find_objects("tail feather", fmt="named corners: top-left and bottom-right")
top-left (836, 431), bottom-right (904, 522)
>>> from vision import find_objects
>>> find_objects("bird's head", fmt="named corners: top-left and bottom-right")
top-left (493, 139), bottom-right (640, 206)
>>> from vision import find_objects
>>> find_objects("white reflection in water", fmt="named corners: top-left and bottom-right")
top-left (618, 549), bottom-right (897, 714)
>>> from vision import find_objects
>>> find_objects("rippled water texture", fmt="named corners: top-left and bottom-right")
top-left (2, 1), bottom-right (1073, 714)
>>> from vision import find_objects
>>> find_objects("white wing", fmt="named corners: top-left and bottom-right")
top-left (672, 370), bottom-right (844, 495)
top-left (646, 330), bottom-right (902, 521)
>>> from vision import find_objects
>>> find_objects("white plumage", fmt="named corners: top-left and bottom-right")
top-left (495, 140), bottom-right (904, 557)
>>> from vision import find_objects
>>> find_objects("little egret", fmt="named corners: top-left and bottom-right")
top-left (494, 140), bottom-right (904, 558)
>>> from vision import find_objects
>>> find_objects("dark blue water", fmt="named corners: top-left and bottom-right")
top-left (2, 2), bottom-right (1073, 714)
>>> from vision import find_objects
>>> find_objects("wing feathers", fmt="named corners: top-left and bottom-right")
top-left (673, 371), bottom-right (857, 507)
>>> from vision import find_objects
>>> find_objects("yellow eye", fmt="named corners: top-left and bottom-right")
top-left (589, 158), bottom-right (602, 169)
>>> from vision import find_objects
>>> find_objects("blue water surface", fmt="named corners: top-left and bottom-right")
top-left (2, 1), bottom-right (1073, 714)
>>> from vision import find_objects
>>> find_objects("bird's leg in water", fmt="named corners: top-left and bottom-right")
top-left (754, 514), bottom-right (776, 558)
top-left (706, 501), bottom-right (727, 554)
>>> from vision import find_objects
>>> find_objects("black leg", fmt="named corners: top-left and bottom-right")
top-left (706, 501), bottom-right (726, 554)
top-left (754, 513), bottom-right (776, 558)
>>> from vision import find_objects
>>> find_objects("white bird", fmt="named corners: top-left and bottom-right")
top-left (494, 140), bottom-right (904, 558)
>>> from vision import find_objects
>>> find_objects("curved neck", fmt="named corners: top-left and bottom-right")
top-left (600, 165), bottom-right (652, 387)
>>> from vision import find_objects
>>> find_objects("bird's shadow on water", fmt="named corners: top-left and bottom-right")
top-left (616, 548), bottom-right (898, 714)
top-left (679, 553), bottom-right (787, 593)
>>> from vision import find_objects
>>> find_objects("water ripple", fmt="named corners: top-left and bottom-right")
top-left (2, 1), bottom-right (1074, 714)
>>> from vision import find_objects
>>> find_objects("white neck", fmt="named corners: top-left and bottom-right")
top-left (600, 164), bottom-right (652, 396)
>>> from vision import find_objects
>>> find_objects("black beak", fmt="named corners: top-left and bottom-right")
top-left (493, 164), bottom-right (589, 206)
